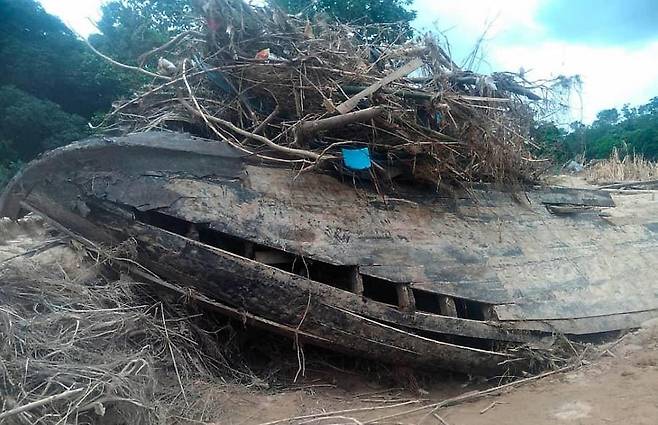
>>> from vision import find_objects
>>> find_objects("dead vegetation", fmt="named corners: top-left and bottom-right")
top-left (585, 147), bottom-right (658, 184)
top-left (0, 237), bottom-right (271, 424)
top-left (92, 0), bottom-right (576, 188)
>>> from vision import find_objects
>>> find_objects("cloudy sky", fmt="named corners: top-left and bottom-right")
top-left (39, 0), bottom-right (658, 123)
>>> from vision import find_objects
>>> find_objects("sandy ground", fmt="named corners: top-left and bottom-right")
top-left (3, 214), bottom-right (658, 425)
top-left (440, 331), bottom-right (658, 425)
top-left (186, 323), bottom-right (658, 425)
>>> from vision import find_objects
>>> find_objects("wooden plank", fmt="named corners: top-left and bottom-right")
top-left (533, 186), bottom-right (615, 207)
top-left (359, 265), bottom-right (425, 284)
top-left (600, 179), bottom-right (658, 190)
top-left (397, 284), bottom-right (415, 312)
top-left (411, 282), bottom-right (511, 305)
top-left (545, 205), bottom-right (596, 215)
top-left (336, 58), bottom-right (424, 114)
top-left (439, 296), bottom-right (458, 317)
top-left (501, 309), bottom-right (658, 335)
top-left (350, 267), bottom-right (364, 295)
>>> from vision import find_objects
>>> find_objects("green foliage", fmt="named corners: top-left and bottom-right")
top-left (0, 0), bottom-right (130, 119)
top-left (0, 86), bottom-right (89, 160)
top-left (0, 135), bottom-right (22, 190)
top-left (91, 0), bottom-right (193, 66)
top-left (531, 122), bottom-right (568, 162)
top-left (269, 0), bottom-right (416, 40)
top-left (0, 0), bottom-right (120, 184)
top-left (535, 97), bottom-right (658, 161)
top-left (592, 108), bottom-right (620, 127)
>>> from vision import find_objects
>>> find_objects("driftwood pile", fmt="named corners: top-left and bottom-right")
top-left (98, 0), bottom-right (564, 187)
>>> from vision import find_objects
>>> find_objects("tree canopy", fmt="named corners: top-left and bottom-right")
top-left (534, 97), bottom-right (658, 162)
top-left (269, 0), bottom-right (416, 40)
top-left (0, 0), bottom-right (127, 186)
top-left (91, 0), bottom-right (193, 66)
top-left (0, 85), bottom-right (89, 159)
top-left (0, 0), bottom-right (128, 118)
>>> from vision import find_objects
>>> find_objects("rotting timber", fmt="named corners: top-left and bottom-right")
top-left (3, 133), bottom-right (658, 375)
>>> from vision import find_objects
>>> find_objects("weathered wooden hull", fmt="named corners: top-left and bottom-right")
top-left (3, 133), bottom-right (658, 374)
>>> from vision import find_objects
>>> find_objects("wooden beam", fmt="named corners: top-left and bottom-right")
top-left (299, 107), bottom-right (384, 136)
top-left (336, 57), bottom-right (424, 114)
top-left (397, 284), bottom-right (416, 313)
top-left (439, 296), bottom-right (458, 317)
top-left (350, 266), bottom-right (364, 296)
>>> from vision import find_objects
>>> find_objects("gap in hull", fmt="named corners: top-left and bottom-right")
top-left (133, 208), bottom-right (491, 322)
top-left (131, 208), bottom-right (497, 338)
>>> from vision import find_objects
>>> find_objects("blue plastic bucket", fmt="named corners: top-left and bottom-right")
top-left (341, 147), bottom-right (371, 171)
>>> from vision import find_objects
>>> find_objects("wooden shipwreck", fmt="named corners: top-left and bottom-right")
top-left (2, 132), bottom-right (658, 375)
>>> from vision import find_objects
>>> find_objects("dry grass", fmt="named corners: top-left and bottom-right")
top-left (0, 240), bottom-right (264, 425)
top-left (585, 148), bottom-right (658, 184)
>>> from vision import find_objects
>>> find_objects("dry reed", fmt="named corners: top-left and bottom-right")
top-left (585, 147), bottom-right (658, 184)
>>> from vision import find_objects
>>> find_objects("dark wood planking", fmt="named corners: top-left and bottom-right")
top-left (3, 133), bottom-right (658, 333)
top-left (530, 186), bottom-right (615, 208)
top-left (24, 185), bottom-right (656, 337)
top-left (73, 199), bottom-right (520, 372)
top-left (0, 133), bottom-right (246, 218)
top-left (145, 174), bottom-right (655, 323)
top-left (107, 170), bottom-right (658, 322)
top-left (20, 187), bottom-right (534, 342)
top-left (509, 309), bottom-right (658, 334)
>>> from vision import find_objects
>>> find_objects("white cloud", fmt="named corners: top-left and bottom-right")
top-left (492, 41), bottom-right (658, 122)
top-left (413, 0), bottom-right (543, 65)
top-left (413, 0), bottom-right (542, 36)
top-left (412, 0), bottom-right (658, 123)
top-left (38, 0), bottom-right (104, 37)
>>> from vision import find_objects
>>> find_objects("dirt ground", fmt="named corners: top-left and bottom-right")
top-left (181, 322), bottom-right (658, 425)
top-left (2, 215), bottom-right (658, 425)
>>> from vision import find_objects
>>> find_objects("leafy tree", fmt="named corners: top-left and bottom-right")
top-left (531, 122), bottom-right (568, 162)
top-left (621, 103), bottom-right (638, 121)
top-left (592, 108), bottom-right (620, 127)
top-left (0, 0), bottom-right (129, 119)
top-left (639, 96), bottom-right (658, 116)
top-left (0, 153), bottom-right (21, 188)
top-left (0, 0), bottom-right (126, 186)
top-left (91, 0), bottom-right (193, 66)
top-left (0, 86), bottom-right (89, 160)
top-left (536, 97), bottom-right (658, 161)
top-left (270, 0), bottom-right (416, 40)
top-left (0, 0), bottom-right (202, 186)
